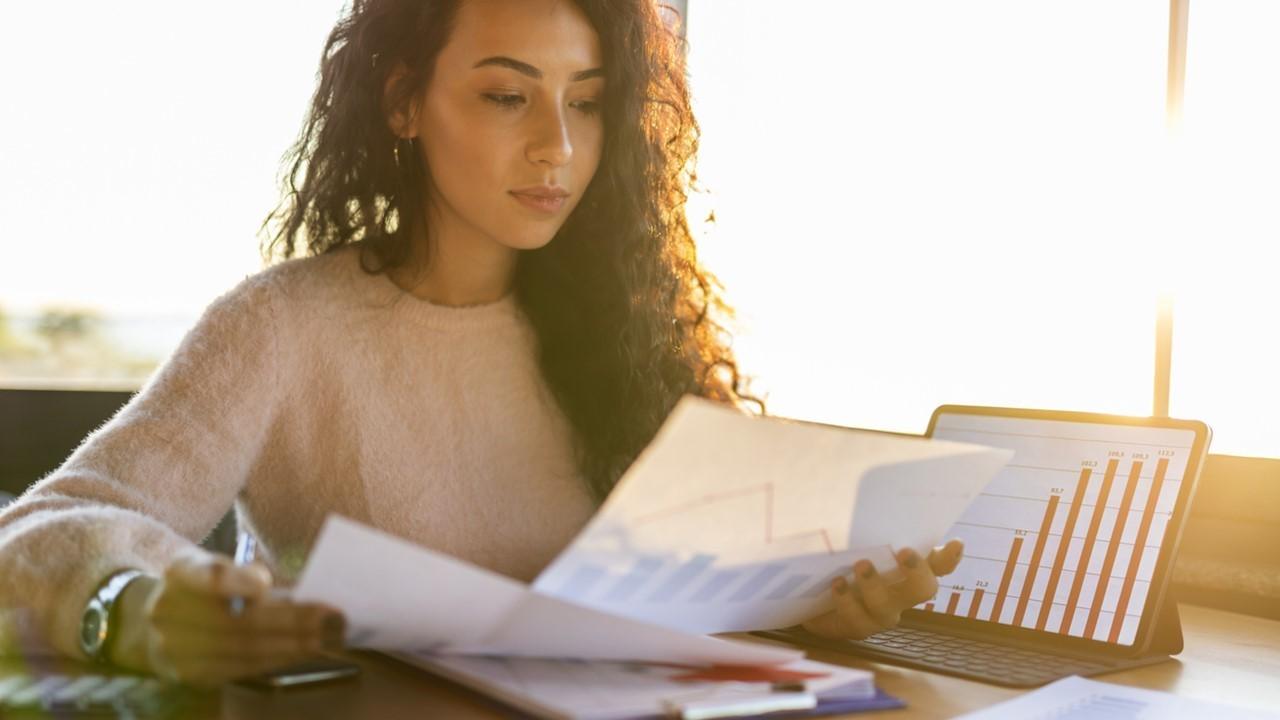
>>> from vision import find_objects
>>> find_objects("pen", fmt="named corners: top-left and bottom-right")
top-left (229, 530), bottom-right (257, 617)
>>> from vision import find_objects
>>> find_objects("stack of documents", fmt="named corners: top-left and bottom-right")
top-left (291, 396), bottom-right (1012, 716)
top-left (394, 654), bottom-right (890, 720)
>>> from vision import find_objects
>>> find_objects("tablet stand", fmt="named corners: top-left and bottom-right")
top-left (1146, 589), bottom-right (1184, 656)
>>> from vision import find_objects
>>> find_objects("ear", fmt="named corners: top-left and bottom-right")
top-left (383, 61), bottom-right (420, 139)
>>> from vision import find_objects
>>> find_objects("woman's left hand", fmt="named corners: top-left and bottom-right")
top-left (801, 540), bottom-right (964, 640)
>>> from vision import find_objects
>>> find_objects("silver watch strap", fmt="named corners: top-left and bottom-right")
top-left (82, 568), bottom-right (145, 664)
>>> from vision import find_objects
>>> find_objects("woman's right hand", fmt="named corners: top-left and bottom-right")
top-left (111, 552), bottom-right (346, 687)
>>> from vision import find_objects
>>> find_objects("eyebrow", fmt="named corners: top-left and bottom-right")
top-left (472, 56), bottom-right (604, 82)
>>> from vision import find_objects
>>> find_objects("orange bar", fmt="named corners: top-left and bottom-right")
top-left (1060, 458), bottom-right (1119, 634)
top-left (1085, 460), bottom-right (1143, 639)
top-left (1036, 467), bottom-right (1092, 630)
top-left (967, 588), bottom-right (986, 619)
top-left (1013, 494), bottom-right (1061, 627)
top-left (1108, 458), bottom-right (1170, 643)
top-left (945, 591), bottom-right (962, 615)
top-left (989, 536), bottom-right (1024, 623)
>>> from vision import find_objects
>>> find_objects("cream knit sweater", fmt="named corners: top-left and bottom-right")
top-left (0, 244), bottom-right (598, 660)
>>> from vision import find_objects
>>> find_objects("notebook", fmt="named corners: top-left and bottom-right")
top-left (385, 652), bottom-right (885, 720)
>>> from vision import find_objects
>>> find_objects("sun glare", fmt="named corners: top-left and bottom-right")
top-left (685, 1), bottom-right (1279, 456)
top-left (0, 2), bottom-right (1275, 455)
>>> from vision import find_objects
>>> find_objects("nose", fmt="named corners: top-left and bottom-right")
top-left (526, 102), bottom-right (573, 168)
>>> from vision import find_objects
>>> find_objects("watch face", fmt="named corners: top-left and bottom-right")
top-left (81, 602), bottom-right (108, 656)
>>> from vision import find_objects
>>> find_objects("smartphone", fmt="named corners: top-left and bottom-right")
top-left (235, 659), bottom-right (361, 690)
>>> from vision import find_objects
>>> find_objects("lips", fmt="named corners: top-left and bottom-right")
top-left (510, 191), bottom-right (567, 214)
top-left (510, 186), bottom-right (570, 199)
top-left (510, 184), bottom-right (570, 214)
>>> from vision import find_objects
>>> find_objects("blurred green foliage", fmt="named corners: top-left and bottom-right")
top-left (0, 305), bottom-right (158, 385)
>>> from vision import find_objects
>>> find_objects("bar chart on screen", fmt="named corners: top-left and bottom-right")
top-left (921, 414), bottom-right (1198, 645)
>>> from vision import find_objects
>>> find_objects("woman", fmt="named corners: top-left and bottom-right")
top-left (0, 0), bottom-right (962, 686)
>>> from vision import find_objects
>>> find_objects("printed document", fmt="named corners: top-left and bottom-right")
top-left (953, 675), bottom-right (1280, 719)
top-left (534, 397), bottom-right (1012, 633)
top-left (292, 516), bottom-right (802, 666)
top-left (293, 395), bottom-right (1011, 660)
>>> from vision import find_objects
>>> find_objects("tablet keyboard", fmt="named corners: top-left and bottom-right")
top-left (0, 673), bottom-right (186, 717)
top-left (758, 626), bottom-right (1113, 688)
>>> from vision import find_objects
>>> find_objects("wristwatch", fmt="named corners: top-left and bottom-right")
top-left (80, 568), bottom-right (145, 664)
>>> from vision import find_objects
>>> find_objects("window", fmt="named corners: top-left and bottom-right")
top-left (1167, 0), bottom-right (1280, 458)
top-left (685, 1), bottom-right (1171, 433)
top-left (3, 2), bottom-right (1276, 459)
top-left (0, 2), bottom-right (349, 387)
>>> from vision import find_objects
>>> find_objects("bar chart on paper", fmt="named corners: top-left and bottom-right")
top-left (921, 413), bottom-right (1199, 645)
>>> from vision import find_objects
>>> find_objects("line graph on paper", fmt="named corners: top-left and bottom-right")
top-left (631, 482), bottom-right (837, 556)
top-left (528, 396), bottom-right (1013, 635)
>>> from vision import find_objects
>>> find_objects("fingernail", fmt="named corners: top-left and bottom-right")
top-left (856, 561), bottom-right (876, 580)
top-left (901, 550), bottom-right (920, 568)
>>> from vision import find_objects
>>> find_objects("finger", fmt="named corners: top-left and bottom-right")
top-left (151, 591), bottom-right (340, 641)
top-left (146, 632), bottom-right (182, 685)
top-left (927, 540), bottom-right (965, 577)
top-left (154, 623), bottom-right (323, 663)
top-left (891, 548), bottom-right (940, 607)
top-left (149, 622), bottom-right (329, 688)
top-left (242, 602), bottom-right (344, 645)
top-left (854, 560), bottom-right (901, 629)
top-left (161, 651), bottom-right (320, 689)
top-left (803, 577), bottom-right (883, 640)
top-left (165, 554), bottom-right (272, 600)
top-left (148, 582), bottom-right (239, 631)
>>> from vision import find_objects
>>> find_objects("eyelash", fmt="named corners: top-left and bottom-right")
top-left (483, 94), bottom-right (601, 117)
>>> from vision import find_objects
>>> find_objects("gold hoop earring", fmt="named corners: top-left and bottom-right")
top-left (394, 138), bottom-right (405, 170)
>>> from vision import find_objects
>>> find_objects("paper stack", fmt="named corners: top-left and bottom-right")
top-left (291, 396), bottom-right (1012, 717)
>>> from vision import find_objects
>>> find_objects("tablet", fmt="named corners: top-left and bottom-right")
top-left (915, 406), bottom-right (1211, 656)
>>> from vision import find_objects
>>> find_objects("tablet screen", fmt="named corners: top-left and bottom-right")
top-left (921, 411), bottom-right (1202, 646)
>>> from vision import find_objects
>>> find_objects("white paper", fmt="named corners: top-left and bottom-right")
top-left (291, 515), bottom-right (802, 666)
top-left (390, 653), bottom-right (873, 720)
top-left (953, 676), bottom-right (1280, 720)
top-left (533, 396), bottom-right (1012, 633)
top-left (291, 515), bottom-right (527, 650)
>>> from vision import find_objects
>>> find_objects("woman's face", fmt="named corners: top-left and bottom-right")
top-left (406, 0), bottom-right (605, 252)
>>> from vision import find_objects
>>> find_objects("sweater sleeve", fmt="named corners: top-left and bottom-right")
top-left (0, 271), bottom-right (283, 660)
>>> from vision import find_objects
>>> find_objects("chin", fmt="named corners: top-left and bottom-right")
top-left (502, 230), bottom-right (560, 252)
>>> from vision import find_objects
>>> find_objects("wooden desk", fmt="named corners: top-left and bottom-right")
top-left (4, 604), bottom-right (1278, 718)
top-left (796, 604), bottom-right (1280, 717)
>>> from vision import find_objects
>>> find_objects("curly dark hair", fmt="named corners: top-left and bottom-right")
top-left (261, 0), bottom-right (761, 501)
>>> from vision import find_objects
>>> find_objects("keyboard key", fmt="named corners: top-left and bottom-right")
top-left (84, 676), bottom-right (144, 709)
top-left (6, 675), bottom-right (70, 709)
top-left (0, 676), bottom-right (32, 702)
top-left (48, 675), bottom-right (110, 709)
